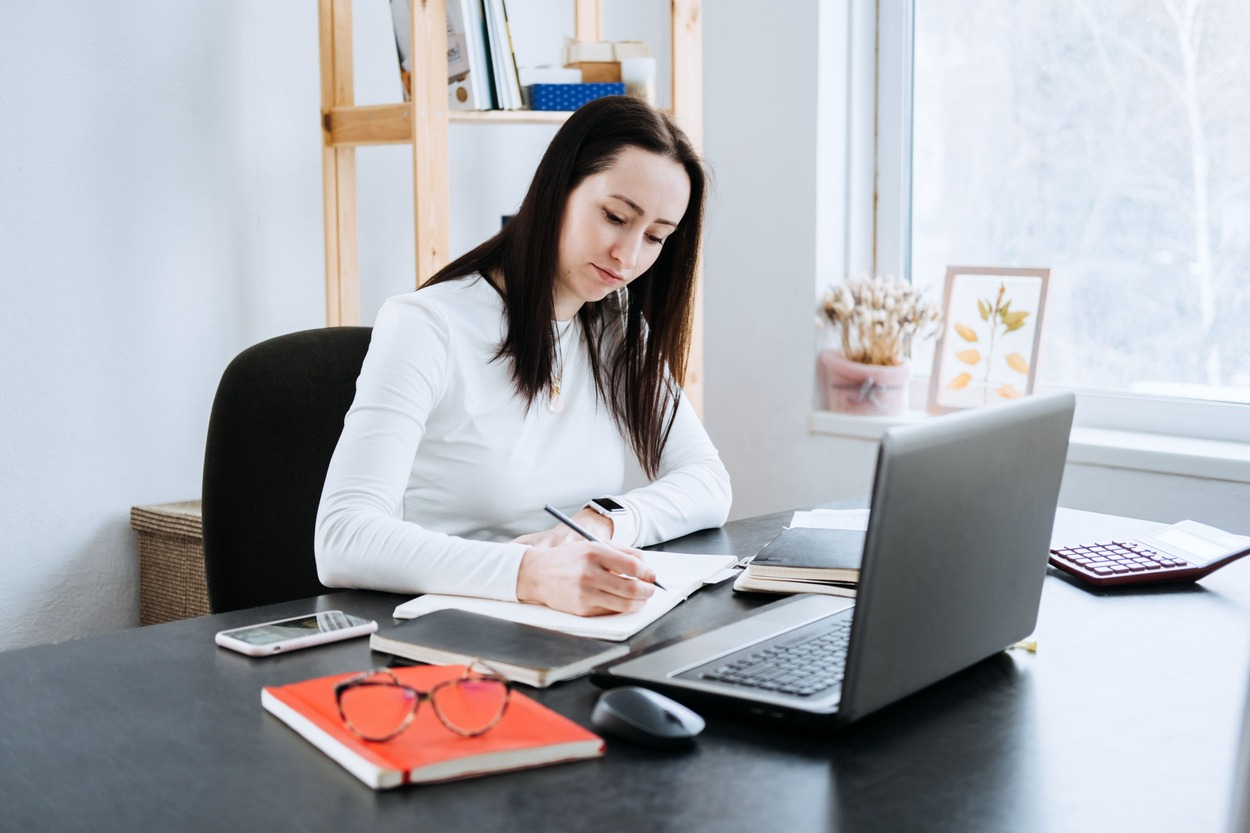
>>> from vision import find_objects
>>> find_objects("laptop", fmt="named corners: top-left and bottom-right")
top-left (593, 391), bottom-right (1076, 727)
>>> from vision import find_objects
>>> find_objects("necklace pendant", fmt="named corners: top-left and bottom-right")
top-left (548, 382), bottom-right (564, 413)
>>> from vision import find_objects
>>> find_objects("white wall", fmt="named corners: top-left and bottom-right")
top-left (1061, 465), bottom-right (1249, 528)
top-left (702, 0), bottom-right (881, 519)
top-left (0, 3), bottom-right (328, 649)
top-left (0, 0), bottom-right (665, 651)
top-left (2, 1), bottom-right (1244, 652)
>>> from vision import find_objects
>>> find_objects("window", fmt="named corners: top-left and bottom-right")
top-left (896, 0), bottom-right (1250, 440)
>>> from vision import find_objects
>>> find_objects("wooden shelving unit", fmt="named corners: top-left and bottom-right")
top-left (317, 0), bottom-right (704, 411)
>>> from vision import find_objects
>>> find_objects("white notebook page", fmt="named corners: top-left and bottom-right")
top-left (393, 551), bottom-right (740, 642)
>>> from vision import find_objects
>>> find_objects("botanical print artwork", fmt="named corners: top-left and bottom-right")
top-left (949, 281), bottom-right (1031, 403)
top-left (929, 267), bottom-right (1048, 412)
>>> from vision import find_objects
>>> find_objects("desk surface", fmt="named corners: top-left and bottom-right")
top-left (2, 508), bottom-right (1249, 833)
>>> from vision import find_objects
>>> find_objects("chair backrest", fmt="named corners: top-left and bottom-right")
top-left (201, 327), bottom-right (372, 612)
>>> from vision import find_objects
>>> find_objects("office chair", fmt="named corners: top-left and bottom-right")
top-left (201, 326), bottom-right (372, 613)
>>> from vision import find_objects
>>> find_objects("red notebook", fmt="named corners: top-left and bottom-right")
top-left (262, 664), bottom-right (604, 789)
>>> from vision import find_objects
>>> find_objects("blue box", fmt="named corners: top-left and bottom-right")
top-left (528, 83), bottom-right (626, 112)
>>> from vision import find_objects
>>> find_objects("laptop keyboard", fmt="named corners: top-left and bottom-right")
top-left (697, 616), bottom-right (852, 697)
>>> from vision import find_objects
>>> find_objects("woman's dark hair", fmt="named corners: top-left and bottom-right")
top-left (423, 95), bottom-right (706, 479)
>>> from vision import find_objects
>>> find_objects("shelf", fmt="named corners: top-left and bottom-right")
top-left (324, 104), bottom-right (570, 148)
top-left (317, 0), bottom-right (705, 414)
top-left (451, 110), bottom-right (571, 125)
top-left (323, 103), bottom-right (411, 148)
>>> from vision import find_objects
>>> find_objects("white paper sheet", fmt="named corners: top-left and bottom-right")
top-left (788, 508), bottom-right (870, 531)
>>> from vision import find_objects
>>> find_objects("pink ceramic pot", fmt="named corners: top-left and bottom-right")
top-left (819, 349), bottom-right (911, 416)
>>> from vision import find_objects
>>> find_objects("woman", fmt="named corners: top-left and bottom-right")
top-left (315, 96), bottom-right (731, 617)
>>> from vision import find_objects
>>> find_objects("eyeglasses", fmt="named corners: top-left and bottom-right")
top-left (334, 664), bottom-right (511, 742)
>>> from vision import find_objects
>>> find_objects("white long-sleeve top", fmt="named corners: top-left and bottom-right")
top-left (315, 276), bottom-right (732, 601)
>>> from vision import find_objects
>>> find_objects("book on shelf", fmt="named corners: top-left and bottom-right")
top-left (446, 0), bottom-right (493, 109)
top-left (388, 0), bottom-right (414, 102)
top-left (389, 0), bottom-right (494, 109)
top-left (262, 664), bottom-right (603, 790)
top-left (393, 550), bottom-right (740, 641)
top-left (482, 0), bottom-right (522, 109)
top-left (369, 608), bottom-right (629, 688)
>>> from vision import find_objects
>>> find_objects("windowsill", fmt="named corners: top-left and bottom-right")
top-left (809, 409), bottom-right (1250, 484)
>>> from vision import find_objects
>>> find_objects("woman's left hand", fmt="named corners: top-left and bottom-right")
top-left (512, 508), bottom-right (615, 548)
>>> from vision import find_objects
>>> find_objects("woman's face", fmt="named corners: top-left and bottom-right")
top-left (554, 146), bottom-right (691, 320)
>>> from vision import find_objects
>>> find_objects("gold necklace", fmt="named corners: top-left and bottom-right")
top-left (548, 319), bottom-right (572, 413)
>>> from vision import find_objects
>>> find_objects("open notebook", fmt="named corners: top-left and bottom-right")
top-left (393, 551), bottom-right (740, 641)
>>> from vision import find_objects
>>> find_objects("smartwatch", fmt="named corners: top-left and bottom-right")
top-left (585, 497), bottom-right (627, 517)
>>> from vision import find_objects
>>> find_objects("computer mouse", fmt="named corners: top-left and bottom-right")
top-left (591, 686), bottom-right (705, 748)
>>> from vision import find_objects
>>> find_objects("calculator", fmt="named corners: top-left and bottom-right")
top-left (1049, 519), bottom-right (1250, 587)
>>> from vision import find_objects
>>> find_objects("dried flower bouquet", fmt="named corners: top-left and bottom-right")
top-left (819, 275), bottom-right (942, 366)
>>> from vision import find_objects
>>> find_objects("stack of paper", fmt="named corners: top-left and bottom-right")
top-left (733, 510), bottom-right (869, 598)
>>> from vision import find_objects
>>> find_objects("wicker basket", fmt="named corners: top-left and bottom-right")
top-left (131, 500), bottom-right (209, 625)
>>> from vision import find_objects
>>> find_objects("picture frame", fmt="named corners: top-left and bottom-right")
top-left (927, 266), bottom-right (1050, 413)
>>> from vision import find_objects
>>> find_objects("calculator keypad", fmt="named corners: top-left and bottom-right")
top-left (1050, 541), bottom-right (1194, 584)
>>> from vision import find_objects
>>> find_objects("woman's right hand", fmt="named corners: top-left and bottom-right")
top-left (515, 542), bottom-right (659, 616)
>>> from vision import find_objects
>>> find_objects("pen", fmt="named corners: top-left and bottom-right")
top-left (543, 504), bottom-right (667, 591)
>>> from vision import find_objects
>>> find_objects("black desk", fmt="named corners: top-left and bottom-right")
top-left (3, 509), bottom-right (1248, 833)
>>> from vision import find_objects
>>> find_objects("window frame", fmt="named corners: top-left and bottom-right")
top-left (863, 0), bottom-right (1249, 445)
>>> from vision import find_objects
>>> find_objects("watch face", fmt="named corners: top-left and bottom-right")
top-left (593, 497), bottom-right (625, 513)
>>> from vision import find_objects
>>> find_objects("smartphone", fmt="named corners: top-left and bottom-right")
top-left (214, 611), bottom-right (377, 657)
